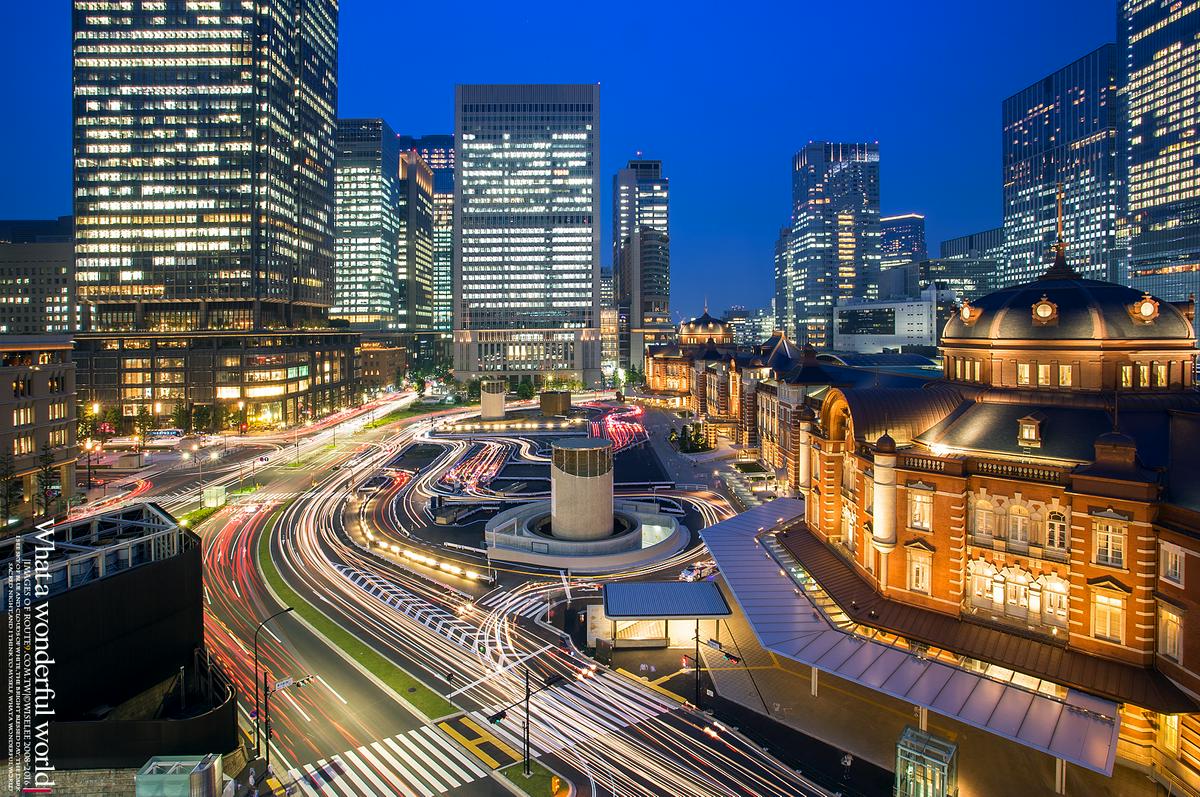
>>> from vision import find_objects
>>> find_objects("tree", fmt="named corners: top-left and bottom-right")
top-left (171, 402), bottom-right (192, 432)
top-left (78, 404), bottom-right (97, 441)
top-left (35, 443), bottom-right (58, 519)
top-left (516, 381), bottom-right (536, 400)
top-left (466, 378), bottom-right (482, 402)
top-left (192, 404), bottom-right (213, 433)
top-left (135, 406), bottom-right (155, 438)
top-left (101, 407), bottom-right (123, 436)
top-left (0, 453), bottom-right (21, 524)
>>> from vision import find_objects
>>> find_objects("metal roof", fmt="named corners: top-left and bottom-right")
top-left (701, 499), bottom-right (1120, 776)
top-left (603, 580), bottom-right (731, 619)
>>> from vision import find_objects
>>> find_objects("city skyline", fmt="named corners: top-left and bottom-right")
top-left (6, 0), bottom-right (1116, 317)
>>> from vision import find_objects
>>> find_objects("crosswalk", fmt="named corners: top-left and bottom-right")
top-left (337, 565), bottom-right (482, 650)
top-left (288, 725), bottom-right (490, 797)
top-left (476, 589), bottom-right (549, 620)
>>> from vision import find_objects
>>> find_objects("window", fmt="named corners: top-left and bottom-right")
top-left (1120, 365), bottom-right (1133, 388)
top-left (1008, 506), bottom-right (1030, 545)
top-left (1058, 364), bottom-right (1072, 387)
top-left (1093, 593), bottom-right (1124, 643)
top-left (1138, 363), bottom-right (1150, 387)
top-left (1046, 511), bottom-right (1069, 550)
top-left (908, 551), bottom-right (931, 594)
top-left (1161, 713), bottom-right (1180, 756)
top-left (1017, 363), bottom-right (1031, 385)
top-left (973, 360), bottom-right (981, 382)
top-left (1006, 581), bottom-right (1029, 610)
top-left (909, 491), bottom-right (933, 531)
top-left (1044, 589), bottom-right (1069, 626)
top-left (1018, 419), bottom-right (1041, 447)
top-left (1153, 362), bottom-right (1168, 388)
top-left (973, 502), bottom-right (995, 538)
top-left (1159, 605), bottom-right (1182, 662)
top-left (1037, 363), bottom-right (1051, 386)
top-left (1095, 522), bottom-right (1125, 568)
top-left (12, 406), bottom-right (33, 427)
top-left (1162, 542), bottom-right (1185, 586)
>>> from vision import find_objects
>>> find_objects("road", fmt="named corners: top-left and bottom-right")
top-left (96, 395), bottom-right (828, 796)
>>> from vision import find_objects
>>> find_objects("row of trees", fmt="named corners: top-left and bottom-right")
top-left (669, 423), bottom-right (712, 454)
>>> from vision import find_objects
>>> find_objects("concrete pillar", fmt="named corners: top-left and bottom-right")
top-left (1055, 758), bottom-right (1066, 795)
top-left (550, 439), bottom-right (613, 540)
top-left (810, 666), bottom-right (819, 697)
top-left (480, 379), bottom-right (506, 420)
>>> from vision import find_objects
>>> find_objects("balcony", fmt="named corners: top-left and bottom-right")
top-left (968, 532), bottom-right (1070, 563)
top-left (967, 458), bottom-right (1070, 485)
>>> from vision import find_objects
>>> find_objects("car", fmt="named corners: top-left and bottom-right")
top-left (679, 560), bottom-right (717, 582)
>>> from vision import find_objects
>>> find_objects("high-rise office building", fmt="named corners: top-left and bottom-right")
top-left (1123, 2), bottom-right (1200, 299)
top-left (399, 135), bottom-right (454, 336)
top-left (72, 0), bottom-right (355, 429)
top-left (880, 213), bottom-right (927, 270)
top-left (453, 84), bottom-right (602, 386)
top-left (918, 257), bottom-right (998, 301)
top-left (333, 119), bottom-right (404, 329)
top-left (723, 306), bottom-right (755, 348)
top-left (1002, 45), bottom-right (1120, 286)
top-left (613, 159), bottom-right (671, 370)
top-left (776, 142), bottom-right (881, 348)
top-left (940, 227), bottom-right (1004, 261)
top-left (397, 149), bottom-right (435, 337)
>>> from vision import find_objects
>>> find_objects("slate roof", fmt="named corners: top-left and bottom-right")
top-left (942, 275), bottom-right (1193, 342)
top-left (839, 383), bottom-right (964, 445)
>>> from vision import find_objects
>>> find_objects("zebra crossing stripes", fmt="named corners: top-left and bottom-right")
top-left (289, 725), bottom-right (490, 796)
top-left (476, 589), bottom-right (550, 619)
top-left (337, 565), bottom-right (478, 650)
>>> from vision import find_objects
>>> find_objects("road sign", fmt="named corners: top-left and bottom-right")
top-left (704, 639), bottom-right (723, 651)
top-left (274, 677), bottom-right (293, 691)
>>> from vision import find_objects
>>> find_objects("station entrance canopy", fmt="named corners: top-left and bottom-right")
top-left (602, 580), bottom-right (732, 620)
top-left (701, 499), bottom-right (1120, 776)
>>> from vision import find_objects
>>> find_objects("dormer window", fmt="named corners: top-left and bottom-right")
top-left (1128, 294), bottom-right (1159, 324)
top-left (1018, 414), bottom-right (1043, 448)
top-left (1032, 295), bottom-right (1058, 325)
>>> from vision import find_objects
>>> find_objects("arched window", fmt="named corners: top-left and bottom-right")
top-left (969, 560), bottom-right (996, 610)
top-left (841, 504), bottom-right (857, 554)
top-left (1046, 511), bottom-right (1069, 551)
top-left (1008, 505), bottom-right (1030, 545)
top-left (1040, 575), bottom-right (1069, 628)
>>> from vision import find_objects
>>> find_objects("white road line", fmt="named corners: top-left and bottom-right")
top-left (318, 675), bottom-right (349, 705)
top-left (352, 743), bottom-right (412, 795)
top-left (390, 731), bottom-right (456, 791)
top-left (337, 750), bottom-right (389, 795)
top-left (418, 725), bottom-right (489, 779)
top-left (407, 727), bottom-right (478, 783)
top-left (282, 688), bottom-right (311, 721)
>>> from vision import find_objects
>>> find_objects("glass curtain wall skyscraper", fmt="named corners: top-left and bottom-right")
top-left (880, 213), bottom-right (927, 270)
top-left (1002, 44), bottom-right (1120, 287)
top-left (72, 0), bottom-right (356, 429)
top-left (399, 135), bottom-right (454, 335)
top-left (74, 0), bottom-right (338, 332)
top-left (453, 84), bottom-right (601, 386)
top-left (1123, 2), bottom-right (1200, 299)
top-left (397, 149), bottom-right (435, 335)
top-left (333, 119), bottom-right (403, 329)
top-left (776, 142), bottom-right (881, 349)
top-left (613, 159), bottom-right (671, 370)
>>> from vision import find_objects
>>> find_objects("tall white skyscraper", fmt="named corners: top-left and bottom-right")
top-left (453, 84), bottom-right (602, 386)
top-left (613, 159), bottom-right (671, 370)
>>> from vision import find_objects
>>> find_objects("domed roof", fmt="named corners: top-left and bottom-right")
top-left (681, 310), bottom-right (729, 333)
top-left (943, 273), bottom-right (1193, 343)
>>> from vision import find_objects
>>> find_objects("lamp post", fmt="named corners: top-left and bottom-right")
top-left (83, 439), bottom-right (96, 491)
top-left (191, 443), bottom-right (201, 479)
top-left (253, 606), bottom-right (294, 755)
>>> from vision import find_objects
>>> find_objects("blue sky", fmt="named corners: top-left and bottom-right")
top-left (3, 0), bottom-right (1116, 320)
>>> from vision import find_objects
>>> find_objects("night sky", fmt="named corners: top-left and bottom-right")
top-left (4, 1), bottom-right (1116, 320)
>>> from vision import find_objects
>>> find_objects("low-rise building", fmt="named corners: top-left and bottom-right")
top-left (0, 335), bottom-right (76, 527)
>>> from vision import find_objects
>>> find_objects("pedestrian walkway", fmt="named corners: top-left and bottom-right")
top-left (287, 725), bottom-right (491, 797)
top-left (476, 588), bottom-right (549, 620)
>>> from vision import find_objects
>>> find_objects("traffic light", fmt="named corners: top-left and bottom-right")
top-left (723, 652), bottom-right (741, 664)
top-left (487, 710), bottom-right (507, 724)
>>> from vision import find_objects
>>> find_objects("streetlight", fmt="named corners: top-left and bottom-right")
top-left (253, 606), bottom-right (294, 755)
top-left (191, 443), bottom-right (202, 479)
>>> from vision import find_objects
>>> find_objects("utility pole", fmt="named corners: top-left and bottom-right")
top-left (524, 666), bottom-right (531, 776)
top-left (695, 618), bottom-right (701, 709)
